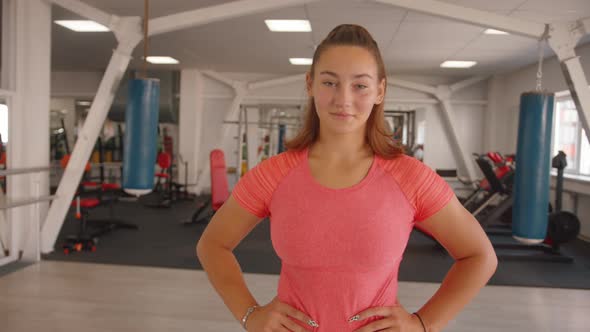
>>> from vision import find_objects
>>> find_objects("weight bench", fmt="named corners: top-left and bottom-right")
top-left (183, 149), bottom-right (230, 225)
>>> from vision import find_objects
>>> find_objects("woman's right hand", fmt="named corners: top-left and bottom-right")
top-left (246, 297), bottom-right (317, 332)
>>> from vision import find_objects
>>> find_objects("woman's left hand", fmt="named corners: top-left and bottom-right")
top-left (349, 305), bottom-right (423, 332)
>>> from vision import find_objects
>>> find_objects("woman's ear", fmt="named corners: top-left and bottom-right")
top-left (376, 78), bottom-right (386, 105)
top-left (306, 71), bottom-right (313, 97)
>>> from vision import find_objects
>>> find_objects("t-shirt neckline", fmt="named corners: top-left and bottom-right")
top-left (303, 147), bottom-right (378, 193)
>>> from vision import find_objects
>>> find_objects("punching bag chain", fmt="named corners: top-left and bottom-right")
top-left (142, 0), bottom-right (150, 79)
top-left (536, 24), bottom-right (550, 92)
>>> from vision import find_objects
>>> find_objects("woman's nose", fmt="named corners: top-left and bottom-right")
top-left (334, 86), bottom-right (352, 109)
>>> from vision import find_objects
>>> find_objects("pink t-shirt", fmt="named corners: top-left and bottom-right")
top-left (233, 148), bottom-right (454, 331)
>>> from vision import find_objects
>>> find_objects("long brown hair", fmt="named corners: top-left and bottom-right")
top-left (285, 24), bottom-right (405, 159)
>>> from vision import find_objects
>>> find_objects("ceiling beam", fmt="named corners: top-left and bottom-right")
top-left (47, 0), bottom-right (115, 30)
top-left (248, 74), bottom-right (305, 91)
top-left (387, 77), bottom-right (438, 95)
top-left (450, 76), bottom-right (489, 93)
top-left (202, 70), bottom-right (237, 89)
top-left (373, 0), bottom-right (546, 39)
top-left (149, 0), bottom-right (320, 37)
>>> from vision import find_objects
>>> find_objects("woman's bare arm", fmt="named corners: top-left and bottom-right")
top-left (413, 195), bottom-right (498, 332)
top-left (196, 195), bottom-right (265, 322)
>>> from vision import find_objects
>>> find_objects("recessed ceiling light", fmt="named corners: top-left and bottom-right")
top-left (265, 20), bottom-right (311, 32)
top-left (440, 61), bottom-right (477, 68)
top-left (146, 56), bottom-right (179, 64)
top-left (289, 58), bottom-right (312, 65)
top-left (485, 28), bottom-right (509, 35)
top-left (54, 20), bottom-right (109, 32)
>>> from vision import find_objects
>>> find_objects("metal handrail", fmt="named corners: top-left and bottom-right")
top-left (0, 195), bottom-right (57, 210)
top-left (0, 166), bottom-right (51, 176)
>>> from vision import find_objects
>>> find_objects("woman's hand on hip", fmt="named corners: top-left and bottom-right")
top-left (247, 296), bottom-right (318, 332)
top-left (349, 304), bottom-right (423, 332)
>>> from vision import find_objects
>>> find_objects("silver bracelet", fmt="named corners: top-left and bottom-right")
top-left (241, 305), bottom-right (259, 330)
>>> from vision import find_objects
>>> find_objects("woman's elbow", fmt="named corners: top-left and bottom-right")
top-left (482, 247), bottom-right (498, 276)
top-left (196, 237), bottom-right (209, 259)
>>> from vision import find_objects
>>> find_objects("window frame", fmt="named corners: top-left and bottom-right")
top-left (553, 90), bottom-right (589, 177)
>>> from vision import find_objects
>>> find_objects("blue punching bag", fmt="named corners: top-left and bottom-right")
top-left (512, 92), bottom-right (554, 243)
top-left (122, 78), bottom-right (160, 196)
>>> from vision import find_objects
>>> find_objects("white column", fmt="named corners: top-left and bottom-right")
top-left (438, 97), bottom-right (477, 181)
top-left (178, 69), bottom-right (204, 194)
top-left (6, 0), bottom-right (51, 262)
top-left (246, 107), bottom-right (260, 169)
top-left (196, 88), bottom-right (245, 193)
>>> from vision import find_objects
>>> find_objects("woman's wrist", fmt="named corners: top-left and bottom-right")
top-left (412, 312), bottom-right (427, 332)
top-left (241, 304), bottom-right (259, 330)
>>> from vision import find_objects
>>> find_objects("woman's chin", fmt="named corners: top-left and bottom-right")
top-left (326, 124), bottom-right (364, 136)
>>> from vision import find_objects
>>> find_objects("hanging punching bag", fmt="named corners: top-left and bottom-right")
top-left (512, 92), bottom-right (554, 244)
top-left (122, 78), bottom-right (160, 196)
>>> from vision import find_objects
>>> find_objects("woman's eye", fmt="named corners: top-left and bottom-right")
top-left (322, 81), bottom-right (336, 87)
top-left (356, 84), bottom-right (368, 89)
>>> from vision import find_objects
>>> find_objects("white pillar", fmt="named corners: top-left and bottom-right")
top-left (196, 89), bottom-right (245, 193)
top-left (5, 0), bottom-right (51, 262)
top-left (178, 69), bottom-right (204, 194)
top-left (437, 97), bottom-right (477, 181)
top-left (246, 107), bottom-right (260, 169)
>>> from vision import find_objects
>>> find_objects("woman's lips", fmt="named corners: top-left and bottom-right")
top-left (330, 112), bottom-right (354, 119)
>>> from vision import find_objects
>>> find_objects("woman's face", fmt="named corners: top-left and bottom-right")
top-left (307, 45), bottom-right (385, 136)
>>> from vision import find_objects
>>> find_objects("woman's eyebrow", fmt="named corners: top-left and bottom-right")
top-left (319, 71), bottom-right (373, 79)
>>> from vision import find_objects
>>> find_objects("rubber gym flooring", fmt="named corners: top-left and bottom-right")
top-left (42, 193), bottom-right (590, 290)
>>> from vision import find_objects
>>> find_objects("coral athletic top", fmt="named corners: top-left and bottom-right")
top-left (233, 148), bottom-right (454, 331)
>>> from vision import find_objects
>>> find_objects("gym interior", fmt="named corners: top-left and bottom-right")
top-left (1, 0), bottom-right (590, 331)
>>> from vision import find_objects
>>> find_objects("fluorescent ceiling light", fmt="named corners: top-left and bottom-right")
top-left (289, 58), bottom-right (312, 65)
top-left (76, 101), bottom-right (91, 106)
top-left (440, 61), bottom-right (477, 68)
top-left (54, 20), bottom-right (109, 32)
top-left (485, 28), bottom-right (509, 35)
top-left (146, 56), bottom-right (179, 64)
top-left (265, 20), bottom-right (311, 32)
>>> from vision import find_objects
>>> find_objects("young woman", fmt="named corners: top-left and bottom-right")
top-left (197, 24), bottom-right (497, 332)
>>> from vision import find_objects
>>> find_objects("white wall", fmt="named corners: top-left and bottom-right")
top-left (491, 42), bottom-right (590, 239)
top-left (52, 71), bottom-right (102, 98)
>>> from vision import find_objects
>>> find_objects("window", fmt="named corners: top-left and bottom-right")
top-left (553, 94), bottom-right (590, 176)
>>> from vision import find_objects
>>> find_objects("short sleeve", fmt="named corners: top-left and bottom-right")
top-left (411, 160), bottom-right (455, 222)
top-left (232, 162), bottom-right (273, 218)
top-left (382, 155), bottom-right (455, 223)
top-left (231, 151), bottom-right (302, 219)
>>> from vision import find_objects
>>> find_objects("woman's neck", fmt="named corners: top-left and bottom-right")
top-left (310, 131), bottom-right (372, 163)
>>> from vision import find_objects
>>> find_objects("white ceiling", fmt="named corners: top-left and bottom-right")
top-left (50, 0), bottom-right (590, 77)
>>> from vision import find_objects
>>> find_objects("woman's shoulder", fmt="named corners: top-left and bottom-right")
top-left (252, 149), bottom-right (306, 175)
top-left (376, 153), bottom-right (423, 174)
